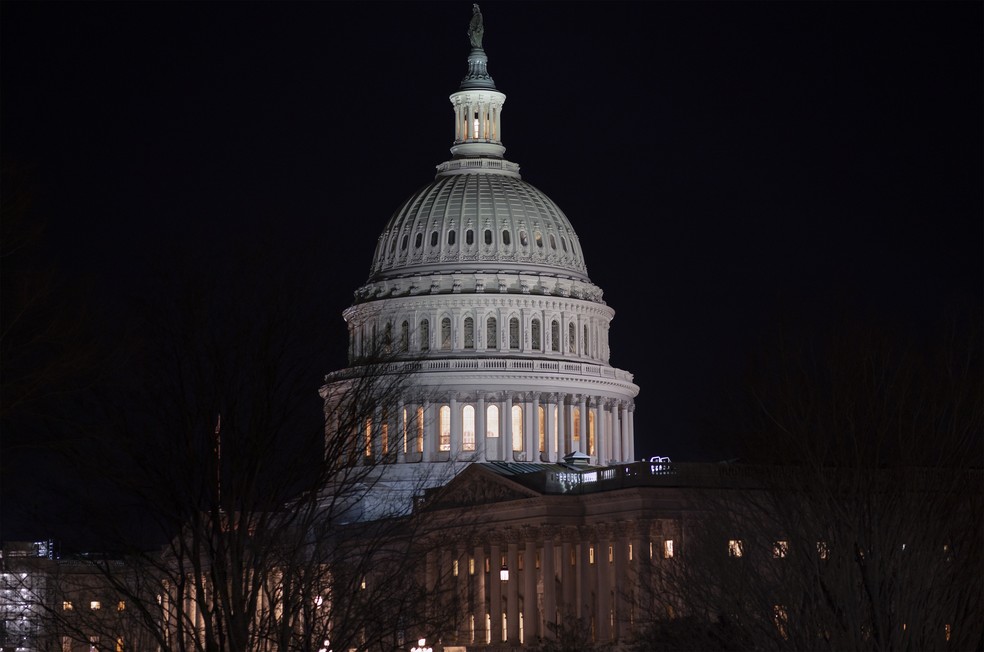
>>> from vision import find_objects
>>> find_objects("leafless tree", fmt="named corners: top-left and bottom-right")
top-left (632, 313), bottom-right (983, 652)
top-left (24, 244), bottom-right (460, 652)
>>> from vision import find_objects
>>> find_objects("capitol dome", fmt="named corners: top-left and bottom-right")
top-left (322, 6), bottom-right (638, 517)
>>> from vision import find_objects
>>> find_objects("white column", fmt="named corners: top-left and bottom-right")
top-left (477, 395), bottom-right (487, 460)
top-left (545, 394), bottom-right (557, 463)
top-left (450, 394), bottom-right (461, 460)
top-left (503, 394), bottom-right (513, 461)
top-left (526, 393), bottom-right (538, 462)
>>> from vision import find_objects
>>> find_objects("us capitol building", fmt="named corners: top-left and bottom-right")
top-left (320, 4), bottom-right (640, 522)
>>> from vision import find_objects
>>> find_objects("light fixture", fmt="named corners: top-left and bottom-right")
top-left (410, 638), bottom-right (432, 652)
top-left (499, 563), bottom-right (509, 581)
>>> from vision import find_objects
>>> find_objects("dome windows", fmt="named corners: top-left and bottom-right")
top-left (466, 229), bottom-right (474, 246)
top-left (402, 234), bottom-right (409, 251)
top-left (415, 233), bottom-right (423, 249)
top-left (448, 230), bottom-right (456, 246)
top-left (431, 231), bottom-right (439, 247)
top-left (549, 234), bottom-right (557, 250)
top-left (519, 230), bottom-right (529, 247)
top-left (502, 230), bottom-right (511, 246)
top-left (484, 229), bottom-right (493, 246)
top-left (534, 231), bottom-right (543, 248)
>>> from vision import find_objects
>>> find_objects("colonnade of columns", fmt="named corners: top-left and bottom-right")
top-left (453, 96), bottom-right (503, 143)
top-left (358, 391), bottom-right (635, 465)
top-left (422, 520), bottom-right (677, 647)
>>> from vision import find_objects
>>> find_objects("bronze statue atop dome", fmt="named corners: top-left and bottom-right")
top-left (468, 4), bottom-right (484, 49)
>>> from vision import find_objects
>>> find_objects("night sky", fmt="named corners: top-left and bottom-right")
top-left (2, 2), bottom-right (981, 541)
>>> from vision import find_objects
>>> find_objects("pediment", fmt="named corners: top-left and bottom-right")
top-left (421, 464), bottom-right (542, 511)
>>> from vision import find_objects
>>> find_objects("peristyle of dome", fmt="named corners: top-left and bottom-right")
top-left (321, 6), bottom-right (639, 517)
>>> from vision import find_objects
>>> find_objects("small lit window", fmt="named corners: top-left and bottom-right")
top-left (535, 552), bottom-right (541, 568)
top-left (589, 546), bottom-right (595, 564)
top-left (608, 545), bottom-right (614, 563)
top-left (663, 540), bottom-right (674, 559)
top-left (518, 554), bottom-right (524, 571)
top-left (453, 559), bottom-right (459, 577)
top-left (469, 557), bottom-right (476, 575)
top-left (62, 601), bottom-right (73, 611)
top-left (628, 543), bottom-right (633, 561)
top-left (117, 600), bottom-right (126, 611)
top-left (360, 577), bottom-right (366, 590)
top-left (90, 601), bottom-right (102, 610)
top-left (945, 624), bottom-right (952, 641)
top-left (485, 557), bottom-right (491, 573)
top-left (774, 605), bottom-right (789, 640)
top-left (728, 539), bottom-right (744, 558)
top-left (817, 540), bottom-right (829, 560)
top-left (773, 540), bottom-right (789, 558)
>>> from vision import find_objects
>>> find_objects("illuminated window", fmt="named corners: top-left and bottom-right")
top-left (62, 601), bottom-right (73, 611)
top-left (117, 600), bottom-right (125, 611)
top-left (364, 419), bottom-right (373, 457)
top-left (416, 407), bottom-right (424, 453)
top-left (538, 406), bottom-right (546, 452)
top-left (485, 557), bottom-right (490, 573)
top-left (774, 540), bottom-right (789, 558)
top-left (116, 637), bottom-right (124, 652)
top-left (439, 405), bottom-right (451, 451)
top-left (608, 545), bottom-right (614, 563)
top-left (419, 320), bottom-right (429, 351)
top-left (817, 540), bottom-right (829, 560)
top-left (381, 420), bottom-right (389, 455)
top-left (728, 539), bottom-right (744, 558)
top-left (89, 636), bottom-right (99, 652)
top-left (487, 316), bottom-right (497, 348)
top-left (629, 543), bottom-right (633, 561)
top-left (573, 408), bottom-right (581, 442)
top-left (90, 600), bottom-right (102, 610)
top-left (502, 612), bottom-right (507, 641)
top-left (945, 624), bottom-right (952, 641)
top-left (470, 614), bottom-right (476, 643)
top-left (469, 557), bottom-right (475, 575)
top-left (464, 317), bottom-right (475, 349)
top-left (62, 637), bottom-right (71, 652)
top-left (486, 405), bottom-right (499, 438)
top-left (531, 318), bottom-right (541, 350)
top-left (664, 540), bottom-right (674, 559)
top-left (509, 317), bottom-right (519, 349)
top-left (453, 560), bottom-right (459, 577)
top-left (588, 410), bottom-right (595, 456)
top-left (463, 405), bottom-right (476, 451)
top-left (485, 613), bottom-right (491, 644)
top-left (589, 546), bottom-right (595, 564)
top-left (360, 577), bottom-right (366, 590)
top-left (512, 405), bottom-right (523, 451)
top-left (441, 317), bottom-right (452, 350)
top-left (774, 605), bottom-right (788, 639)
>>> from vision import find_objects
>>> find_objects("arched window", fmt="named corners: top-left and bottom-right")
top-left (364, 418), bottom-right (373, 457)
top-left (583, 324), bottom-right (590, 357)
top-left (389, 238), bottom-right (396, 254)
top-left (549, 234), bottom-right (557, 249)
top-left (486, 316), bottom-right (497, 349)
top-left (415, 233), bottom-right (423, 249)
top-left (463, 405), bottom-right (476, 451)
top-left (464, 317), bottom-right (475, 349)
top-left (531, 318), bottom-right (541, 350)
top-left (509, 317), bottom-right (519, 349)
top-left (401, 234), bottom-right (409, 251)
top-left (534, 231), bottom-right (543, 247)
top-left (484, 229), bottom-right (493, 245)
top-left (466, 229), bottom-right (474, 245)
top-left (573, 408), bottom-right (581, 443)
top-left (568, 323), bottom-right (577, 354)
top-left (441, 317), bottom-right (452, 350)
top-left (486, 405), bottom-right (499, 438)
top-left (448, 230), bottom-right (456, 246)
top-left (402, 407), bottom-right (409, 454)
top-left (439, 405), bottom-right (451, 452)
top-left (538, 406), bottom-right (546, 452)
top-left (430, 231), bottom-right (439, 247)
top-left (512, 405), bottom-right (523, 452)
top-left (419, 320), bottom-right (430, 351)
top-left (551, 320), bottom-right (560, 352)
top-left (561, 236), bottom-right (568, 252)
top-left (400, 321), bottom-right (409, 352)
top-left (519, 230), bottom-right (529, 247)
top-left (383, 322), bottom-right (393, 354)
top-left (502, 230), bottom-right (511, 246)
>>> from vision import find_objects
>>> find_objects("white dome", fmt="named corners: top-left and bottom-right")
top-left (369, 164), bottom-right (590, 284)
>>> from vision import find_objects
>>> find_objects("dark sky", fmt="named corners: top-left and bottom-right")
top-left (2, 2), bottom-right (981, 539)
